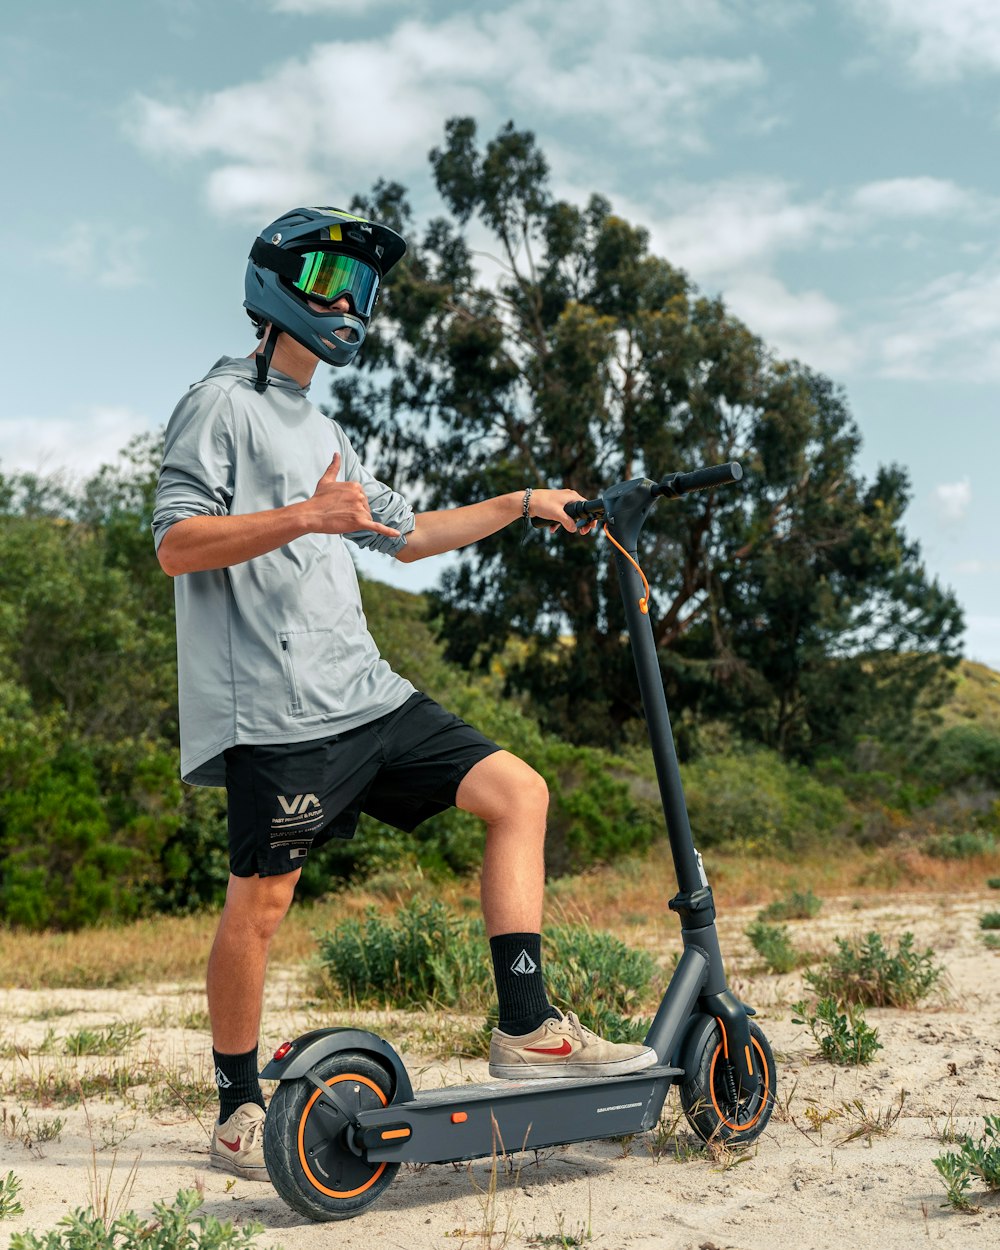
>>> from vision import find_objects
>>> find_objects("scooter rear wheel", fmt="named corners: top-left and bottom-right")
top-left (263, 1051), bottom-right (399, 1221)
top-left (679, 1019), bottom-right (775, 1147)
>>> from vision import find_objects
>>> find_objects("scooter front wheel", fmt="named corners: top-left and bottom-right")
top-left (679, 1019), bottom-right (775, 1147)
top-left (263, 1051), bottom-right (399, 1221)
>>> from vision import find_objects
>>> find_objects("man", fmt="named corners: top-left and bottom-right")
top-left (153, 206), bottom-right (656, 1183)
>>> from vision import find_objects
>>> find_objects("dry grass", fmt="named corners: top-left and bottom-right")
top-left (0, 844), bottom-right (996, 991)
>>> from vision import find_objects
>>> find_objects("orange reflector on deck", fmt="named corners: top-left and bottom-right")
top-left (380, 1128), bottom-right (411, 1141)
top-left (451, 1112), bottom-right (468, 1124)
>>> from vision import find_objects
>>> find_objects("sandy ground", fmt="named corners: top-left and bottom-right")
top-left (1, 892), bottom-right (998, 1250)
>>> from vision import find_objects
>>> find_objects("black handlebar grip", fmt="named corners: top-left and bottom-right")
top-left (529, 497), bottom-right (605, 528)
top-left (655, 461), bottom-right (743, 498)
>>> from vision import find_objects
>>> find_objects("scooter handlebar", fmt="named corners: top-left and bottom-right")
top-left (528, 462), bottom-right (743, 528)
top-left (654, 461), bottom-right (743, 498)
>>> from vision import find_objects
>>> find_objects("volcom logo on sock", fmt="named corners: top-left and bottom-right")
top-left (214, 1067), bottom-right (233, 1089)
top-left (511, 949), bottom-right (537, 975)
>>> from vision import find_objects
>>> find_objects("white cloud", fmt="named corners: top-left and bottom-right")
top-left (847, 0), bottom-right (1000, 81)
top-left (49, 224), bottom-right (147, 289)
top-left (0, 407), bottom-right (154, 479)
top-left (127, 6), bottom-right (768, 221)
top-left (850, 177), bottom-right (981, 219)
top-left (877, 258), bottom-right (1000, 381)
top-left (931, 479), bottom-right (972, 525)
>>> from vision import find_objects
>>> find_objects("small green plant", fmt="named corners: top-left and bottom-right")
top-left (8, 1188), bottom-right (269, 1250)
top-left (838, 1091), bottom-right (905, 1143)
top-left (1, 1106), bottom-right (65, 1154)
top-left (0, 1171), bottom-right (24, 1220)
top-left (792, 998), bottom-right (882, 1066)
top-left (63, 1021), bottom-right (144, 1057)
top-left (979, 912), bottom-right (1000, 931)
top-left (746, 921), bottom-right (799, 974)
top-left (934, 1115), bottom-right (1000, 1210)
top-left (983, 933), bottom-right (1000, 951)
top-left (758, 889), bottom-right (822, 921)
top-left (988, 877), bottom-right (1000, 889)
top-left (805, 931), bottom-right (942, 1007)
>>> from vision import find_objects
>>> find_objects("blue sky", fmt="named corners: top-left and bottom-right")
top-left (2, 0), bottom-right (999, 667)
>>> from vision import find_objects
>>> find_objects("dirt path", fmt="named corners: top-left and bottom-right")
top-left (1, 892), bottom-right (998, 1249)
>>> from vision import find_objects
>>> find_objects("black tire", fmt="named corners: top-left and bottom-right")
top-left (679, 1019), bottom-right (776, 1147)
top-left (263, 1051), bottom-right (400, 1222)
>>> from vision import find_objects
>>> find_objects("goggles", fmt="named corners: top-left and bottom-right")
top-left (293, 250), bottom-right (381, 317)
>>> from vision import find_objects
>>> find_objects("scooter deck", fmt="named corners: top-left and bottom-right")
top-left (355, 1064), bottom-right (683, 1164)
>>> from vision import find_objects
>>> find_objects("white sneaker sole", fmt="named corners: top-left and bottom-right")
top-left (210, 1150), bottom-right (270, 1182)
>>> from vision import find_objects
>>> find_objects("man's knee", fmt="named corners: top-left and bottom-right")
top-left (457, 751), bottom-right (549, 825)
top-left (222, 869), bottom-right (300, 940)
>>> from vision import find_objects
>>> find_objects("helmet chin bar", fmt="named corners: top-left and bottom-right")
top-left (308, 309), bottom-right (366, 366)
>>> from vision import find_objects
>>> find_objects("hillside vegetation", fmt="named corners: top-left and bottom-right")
top-left (0, 460), bottom-right (997, 933)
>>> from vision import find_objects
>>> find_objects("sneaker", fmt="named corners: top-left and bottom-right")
top-left (489, 1009), bottom-right (658, 1079)
top-left (210, 1103), bottom-right (269, 1181)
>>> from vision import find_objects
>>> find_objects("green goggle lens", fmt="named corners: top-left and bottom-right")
top-left (293, 251), bottom-right (380, 317)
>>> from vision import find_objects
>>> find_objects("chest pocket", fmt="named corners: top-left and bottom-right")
top-left (278, 629), bottom-right (343, 719)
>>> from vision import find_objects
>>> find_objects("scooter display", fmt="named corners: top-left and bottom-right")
top-left (260, 461), bottom-right (776, 1222)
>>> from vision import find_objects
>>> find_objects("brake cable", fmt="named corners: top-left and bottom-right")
top-left (603, 524), bottom-right (651, 615)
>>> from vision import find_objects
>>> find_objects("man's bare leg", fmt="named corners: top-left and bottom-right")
top-left (208, 869), bottom-right (300, 1053)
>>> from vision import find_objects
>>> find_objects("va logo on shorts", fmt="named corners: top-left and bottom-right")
top-left (511, 949), bottom-right (537, 975)
top-left (277, 793), bottom-right (320, 815)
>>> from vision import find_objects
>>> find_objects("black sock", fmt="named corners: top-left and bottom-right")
top-left (489, 933), bottom-right (559, 1035)
top-left (213, 1045), bottom-right (265, 1122)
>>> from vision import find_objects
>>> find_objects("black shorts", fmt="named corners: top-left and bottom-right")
top-left (223, 692), bottom-right (502, 878)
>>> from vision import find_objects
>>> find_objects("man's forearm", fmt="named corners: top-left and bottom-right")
top-left (157, 506), bottom-right (312, 576)
top-left (397, 494), bottom-right (523, 563)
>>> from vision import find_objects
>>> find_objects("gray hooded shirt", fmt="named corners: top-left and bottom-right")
top-left (152, 356), bottom-right (416, 786)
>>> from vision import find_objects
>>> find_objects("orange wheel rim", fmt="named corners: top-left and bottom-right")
top-left (297, 1072), bottom-right (387, 1198)
top-left (708, 1036), bottom-right (770, 1133)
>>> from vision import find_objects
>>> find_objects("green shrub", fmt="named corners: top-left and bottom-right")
top-left (925, 725), bottom-right (1000, 789)
top-left (8, 1189), bottom-right (267, 1250)
top-left (805, 931), bottom-right (943, 1007)
top-left (792, 997), bottom-right (882, 1065)
top-left (758, 889), bottom-right (823, 921)
top-left (924, 830), bottom-right (997, 860)
top-left (682, 746), bottom-right (847, 854)
top-left (934, 1115), bottom-right (1000, 1210)
top-left (746, 921), bottom-right (800, 974)
top-left (315, 899), bottom-right (656, 1042)
top-left (979, 912), bottom-right (1000, 931)
top-left (988, 877), bottom-right (1000, 889)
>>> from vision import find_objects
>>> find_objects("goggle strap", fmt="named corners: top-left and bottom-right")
top-left (250, 237), bottom-right (303, 284)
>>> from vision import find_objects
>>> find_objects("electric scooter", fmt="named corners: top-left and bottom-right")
top-left (260, 461), bottom-right (776, 1222)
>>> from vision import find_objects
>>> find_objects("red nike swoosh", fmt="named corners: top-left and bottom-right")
top-left (524, 1039), bottom-right (573, 1056)
top-left (218, 1135), bottom-right (242, 1152)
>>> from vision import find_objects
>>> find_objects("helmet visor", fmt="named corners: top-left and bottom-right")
top-left (293, 250), bottom-right (380, 317)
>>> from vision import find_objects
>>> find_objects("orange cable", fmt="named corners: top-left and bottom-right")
top-left (603, 525), bottom-right (651, 615)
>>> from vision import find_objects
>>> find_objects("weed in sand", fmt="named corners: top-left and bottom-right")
top-left (0, 1171), bottom-right (23, 1219)
top-left (98, 1111), bottom-right (139, 1151)
top-left (526, 1199), bottom-right (592, 1248)
top-left (983, 933), bottom-right (1000, 950)
top-left (8, 1188), bottom-right (267, 1250)
top-left (4, 1061), bottom-right (148, 1107)
top-left (838, 1091), bottom-right (906, 1145)
top-left (1, 1106), bottom-right (65, 1155)
top-left (758, 890), bottom-right (822, 921)
top-left (987, 877), bottom-right (1000, 890)
top-left (979, 912), bottom-right (1000, 931)
top-left (746, 921), bottom-right (801, 974)
top-left (63, 1022), bottom-right (144, 1057)
top-left (933, 1116), bottom-right (1000, 1212)
top-left (143, 1067), bottom-right (216, 1120)
top-left (792, 998), bottom-right (882, 1066)
top-left (646, 1106), bottom-right (705, 1163)
top-left (805, 931), bottom-right (943, 1007)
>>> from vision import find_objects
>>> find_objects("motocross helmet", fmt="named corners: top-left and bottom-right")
top-left (244, 206), bottom-right (406, 390)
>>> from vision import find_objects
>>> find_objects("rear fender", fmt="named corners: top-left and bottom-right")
top-left (259, 1027), bottom-right (414, 1102)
